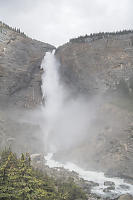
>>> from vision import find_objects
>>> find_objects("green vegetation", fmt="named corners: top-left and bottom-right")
top-left (0, 149), bottom-right (87, 200)
top-left (0, 21), bottom-right (27, 37)
top-left (70, 29), bottom-right (133, 43)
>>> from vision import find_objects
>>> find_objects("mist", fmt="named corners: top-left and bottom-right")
top-left (15, 49), bottom-right (128, 164)
top-left (39, 51), bottom-right (101, 154)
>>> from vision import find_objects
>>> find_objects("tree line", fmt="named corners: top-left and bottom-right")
top-left (70, 29), bottom-right (133, 43)
top-left (0, 21), bottom-right (27, 38)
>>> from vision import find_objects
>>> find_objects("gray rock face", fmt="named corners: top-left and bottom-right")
top-left (0, 24), bottom-right (55, 153)
top-left (55, 33), bottom-right (133, 179)
top-left (56, 33), bottom-right (133, 94)
top-left (0, 25), bottom-right (55, 109)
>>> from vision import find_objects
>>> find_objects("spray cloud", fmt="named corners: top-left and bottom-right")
top-left (40, 51), bottom-right (96, 153)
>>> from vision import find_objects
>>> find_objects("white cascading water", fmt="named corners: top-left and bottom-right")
top-left (41, 50), bottom-right (64, 152)
top-left (41, 51), bottom-right (93, 153)
top-left (41, 51), bottom-right (133, 198)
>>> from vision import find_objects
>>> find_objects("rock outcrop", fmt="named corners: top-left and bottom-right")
top-left (55, 32), bottom-right (133, 179)
top-left (56, 32), bottom-right (133, 94)
top-left (0, 23), bottom-right (55, 109)
top-left (0, 22), bottom-right (55, 153)
top-left (118, 194), bottom-right (133, 200)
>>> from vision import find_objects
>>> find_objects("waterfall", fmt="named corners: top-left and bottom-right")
top-left (40, 51), bottom-right (133, 199)
top-left (41, 50), bottom-right (63, 112)
top-left (41, 50), bottom-right (93, 153)
top-left (41, 50), bottom-right (64, 152)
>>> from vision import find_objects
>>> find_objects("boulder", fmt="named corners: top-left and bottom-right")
top-left (31, 153), bottom-right (43, 162)
top-left (104, 181), bottom-right (115, 186)
top-left (118, 194), bottom-right (133, 200)
top-left (103, 186), bottom-right (115, 192)
top-left (119, 185), bottom-right (130, 190)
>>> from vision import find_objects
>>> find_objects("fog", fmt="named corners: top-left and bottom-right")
top-left (15, 50), bottom-right (129, 161)
top-left (39, 51), bottom-right (101, 154)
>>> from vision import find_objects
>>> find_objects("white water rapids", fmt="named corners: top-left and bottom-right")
top-left (45, 153), bottom-right (133, 198)
top-left (41, 51), bottom-right (133, 198)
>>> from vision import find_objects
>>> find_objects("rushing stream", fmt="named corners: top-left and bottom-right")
top-left (45, 153), bottom-right (133, 198)
top-left (41, 51), bottom-right (133, 198)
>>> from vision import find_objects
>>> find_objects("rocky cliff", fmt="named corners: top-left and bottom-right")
top-left (0, 22), bottom-right (55, 153)
top-left (56, 32), bottom-right (133, 94)
top-left (1, 22), bottom-right (133, 182)
top-left (0, 22), bottom-right (55, 109)
top-left (56, 32), bottom-right (133, 180)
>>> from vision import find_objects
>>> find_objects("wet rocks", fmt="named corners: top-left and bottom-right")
top-left (77, 180), bottom-right (99, 194)
top-left (88, 181), bottom-right (99, 187)
top-left (104, 181), bottom-right (115, 186)
top-left (103, 186), bottom-right (115, 193)
top-left (87, 193), bottom-right (102, 200)
top-left (103, 181), bottom-right (115, 193)
top-left (119, 185), bottom-right (130, 190)
top-left (118, 194), bottom-right (133, 200)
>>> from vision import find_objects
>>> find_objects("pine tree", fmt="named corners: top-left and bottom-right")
top-left (0, 150), bottom-right (18, 199)
top-left (0, 151), bottom-right (59, 199)
top-left (0, 150), bottom-right (87, 200)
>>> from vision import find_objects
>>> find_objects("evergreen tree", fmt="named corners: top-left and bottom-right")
top-left (0, 150), bottom-right (87, 200)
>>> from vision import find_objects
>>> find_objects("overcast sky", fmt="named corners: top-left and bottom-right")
top-left (0, 0), bottom-right (133, 47)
